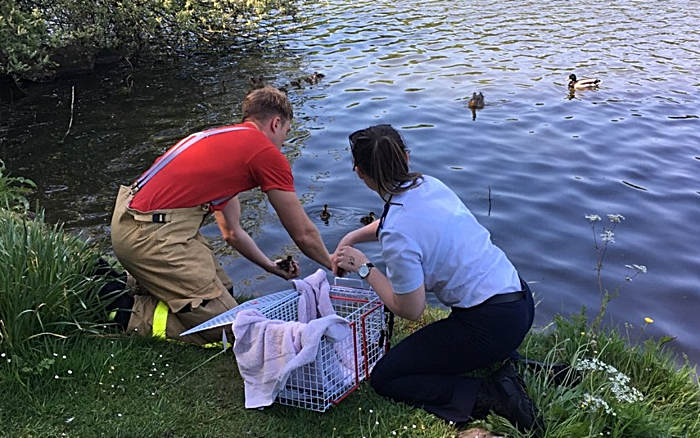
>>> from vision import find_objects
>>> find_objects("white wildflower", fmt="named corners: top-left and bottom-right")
top-left (601, 229), bottom-right (615, 243)
top-left (575, 358), bottom-right (644, 405)
top-left (580, 392), bottom-right (616, 415)
top-left (586, 214), bottom-right (601, 222)
top-left (607, 214), bottom-right (625, 223)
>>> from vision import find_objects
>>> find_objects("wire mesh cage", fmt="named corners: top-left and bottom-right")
top-left (232, 283), bottom-right (387, 412)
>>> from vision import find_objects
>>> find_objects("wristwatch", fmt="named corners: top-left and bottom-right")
top-left (358, 262), bottom-right (375, 279)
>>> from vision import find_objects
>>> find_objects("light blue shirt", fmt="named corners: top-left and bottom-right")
top-left (379, 175), bottom-right (521, 308)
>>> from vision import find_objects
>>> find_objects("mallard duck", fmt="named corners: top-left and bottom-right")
top-left (290, 79), bottom-right (303, 89)
top-left (320, 204), bottom-right (331, 221)
top-left (568, 74), bottom-right (600, 90)
top-left (468, 92), bottom-right (485, 109)
top-left (360, 212), bottom-right (376, 225)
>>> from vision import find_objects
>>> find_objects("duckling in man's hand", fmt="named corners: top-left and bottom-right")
top-left (320, 204), bottom-right (331, 221)
top-left (360, 212), bottom-right (376, 225)
top-left (568, 74), bottom-right (600, 90)
top-left (276, 255), bottom-right (293, 271)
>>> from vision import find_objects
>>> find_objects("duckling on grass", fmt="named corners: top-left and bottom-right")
top-left (568, 74), bottom-right (600, 90)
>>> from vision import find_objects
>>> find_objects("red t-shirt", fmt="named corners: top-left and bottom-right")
top-left (129, 122), bottom-right (295, 212)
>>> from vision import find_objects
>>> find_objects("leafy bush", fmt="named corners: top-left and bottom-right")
top-left (0, 159), bottom-right (36, 213)
top-left (0, 0), bottom-right (297, 80)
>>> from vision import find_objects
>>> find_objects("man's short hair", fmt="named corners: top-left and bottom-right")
top-left (241, 86), bottom-right (293, 123)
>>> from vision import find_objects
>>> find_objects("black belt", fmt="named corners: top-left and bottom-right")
top-left (451, 290), bottom-right (527, 314)
top-left (481, 290), bottom-right (526, 306)
top-left (177, 299), bottom-right (210, 313)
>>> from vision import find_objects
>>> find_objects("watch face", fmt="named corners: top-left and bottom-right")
top-left (359, 265), bottom-right (370, 278)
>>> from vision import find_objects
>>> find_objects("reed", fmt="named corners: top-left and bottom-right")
top-left (0, 208), bottom-right (108, 360)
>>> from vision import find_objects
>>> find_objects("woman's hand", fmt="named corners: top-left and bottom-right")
top-left (333, 245), bottom-right (370, 276)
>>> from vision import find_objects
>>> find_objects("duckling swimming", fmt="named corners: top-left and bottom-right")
top-left (360, 212), bottom-right (376, 225)
top-left (320, 204), bottom-right (331, 221)
top-left (250, 76), bottom-right (266, 89)
top-left (311, 72), bottom-right (325, 84)
top-left (301, 72), bottom-right (326, 86)
top-left (468, 92), bottom-right (485, 109)
top-left (568, 74), bottom-right (600, 90)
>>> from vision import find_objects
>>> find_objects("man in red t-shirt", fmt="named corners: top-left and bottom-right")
top-left (110, 86), bottom-right (332, 346)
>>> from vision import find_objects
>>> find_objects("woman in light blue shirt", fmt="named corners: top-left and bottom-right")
top-left (333, 124), bottom-right (538, 432)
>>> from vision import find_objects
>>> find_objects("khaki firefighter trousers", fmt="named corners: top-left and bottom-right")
top-left (110, 185), bottom-right (237, 346)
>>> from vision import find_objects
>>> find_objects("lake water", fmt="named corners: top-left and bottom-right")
top-left (1, 0), bottom-right (699, 365)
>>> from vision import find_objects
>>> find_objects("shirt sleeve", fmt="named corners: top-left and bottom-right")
top-left (380, 229), bottom-right (425, 294)
top-left (249, 147), bottom-right (295, 192)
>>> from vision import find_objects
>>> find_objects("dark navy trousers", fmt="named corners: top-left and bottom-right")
top-left (369, 283), bottom-right (535, 423)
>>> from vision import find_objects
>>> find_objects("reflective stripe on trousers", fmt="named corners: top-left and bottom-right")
top-left (151, 301), bottom-right (229, 349)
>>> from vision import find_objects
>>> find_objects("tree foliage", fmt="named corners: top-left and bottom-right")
top-left (0, 0), bottom-right (297, 81)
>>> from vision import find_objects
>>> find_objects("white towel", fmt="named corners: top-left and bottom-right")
top-left (293, 268), bottom-right (335, 323)
top-left (232, 308), bottom-right (350, 409)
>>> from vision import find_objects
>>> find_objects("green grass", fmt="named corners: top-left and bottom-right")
top-left (0, 335), bottom-right (453, 438)
top-left (1, 308), bottom-right (698, 438)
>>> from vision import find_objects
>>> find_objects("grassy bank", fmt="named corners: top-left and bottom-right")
top-left (1, 167), bottom-right (699, 438)
top-left (1, 308), bottom-right (699, 438)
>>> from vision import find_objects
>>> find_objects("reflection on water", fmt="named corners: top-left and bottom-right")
top-left (1, 0), bottom-right (699, 365)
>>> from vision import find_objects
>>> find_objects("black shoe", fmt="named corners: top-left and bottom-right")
top-left (477, 362), bottom-right (538, 432)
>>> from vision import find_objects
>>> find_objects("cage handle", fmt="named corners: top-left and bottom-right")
top-left (332, 276), bottom-right (368, 288)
